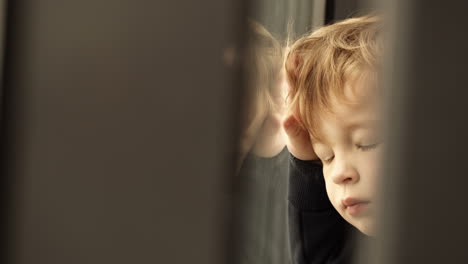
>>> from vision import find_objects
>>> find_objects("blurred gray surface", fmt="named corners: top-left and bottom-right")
top-left (370, 0), bottom-right (468, 263)
top-left (1, 1), bottom-right (240, 263)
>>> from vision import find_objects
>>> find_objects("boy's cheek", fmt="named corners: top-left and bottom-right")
top-left (323, 181), bottom-right (342, 212)
top-left (358, 148), bottom-right (383, 202)
top-left (370, 146), bottom-right (384, 181)
top-left (361, 147), bottom-right (383, 176)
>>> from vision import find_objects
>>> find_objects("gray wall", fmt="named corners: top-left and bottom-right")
top-left (369, 0), bottom-right (468, 263)
top-left (1, 1), bottom-right (242, 263)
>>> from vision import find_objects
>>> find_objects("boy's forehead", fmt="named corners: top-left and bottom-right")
top-left (328, 82), bottom-right (378, 118)
top-left (344, 71), bottom-right (378, 102)
top-left (307, 70), bottom-right (380, 142)
top-left (312, 88), bottom-right (380, 143)
top-left (317, 104), bottom-right (378, 131)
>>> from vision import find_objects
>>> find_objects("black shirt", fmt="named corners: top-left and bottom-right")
top-left (288, 155), bottom-right (368, 264)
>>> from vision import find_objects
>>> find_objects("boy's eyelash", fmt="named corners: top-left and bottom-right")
top-left (320, 143), bottom-right (381, 163)
top-left (357, 143), bottom-right (380, 151)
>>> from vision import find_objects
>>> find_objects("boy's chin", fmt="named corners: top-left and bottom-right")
top-left (353, 219), bottom-right (376, 237)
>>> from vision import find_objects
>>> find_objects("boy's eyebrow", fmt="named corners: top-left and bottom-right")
top-left (345, 120), bottom-right (380, 131)
top-left (310, 120), bottom-right (381, 145)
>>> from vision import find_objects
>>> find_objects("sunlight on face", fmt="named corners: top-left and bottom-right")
top-left (312, 80), bottom-right (383, 236)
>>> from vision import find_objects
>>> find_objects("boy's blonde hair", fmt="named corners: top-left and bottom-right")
top-left (285, 15), bottom-right (382, 141)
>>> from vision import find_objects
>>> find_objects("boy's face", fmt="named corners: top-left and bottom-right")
top-left (311, 79), bottom-right (382, 236)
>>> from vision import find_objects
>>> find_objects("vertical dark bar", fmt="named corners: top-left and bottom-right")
top-left (369, 0), bottom-right (468, 263)
top-left (0, 0), bottom-right (20, 262)
top-left (325, 0), bottom-right (335, 24)
top-left (0, 1), bottom-right (244, 264)
top-left (227, 0), bottom-right (250, 263)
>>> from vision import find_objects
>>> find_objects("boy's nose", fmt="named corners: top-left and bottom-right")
top-left (331, 160), bottom-right (359, 185)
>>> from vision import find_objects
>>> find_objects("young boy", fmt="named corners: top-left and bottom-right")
top-left (283, 15), bottom-right (383, 263)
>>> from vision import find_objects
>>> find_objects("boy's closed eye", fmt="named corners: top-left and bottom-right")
top-left (313, 141), bottom-right (382, 164)
top-left (312, 144), bottom-right (334, 164)
top-left (357, 142), bottom-right (381, 151)
top-left (354, 128), bottom-right (383, 151)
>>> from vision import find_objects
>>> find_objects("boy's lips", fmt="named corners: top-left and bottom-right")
top-left (342, 197), bottom-right (371, 216)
